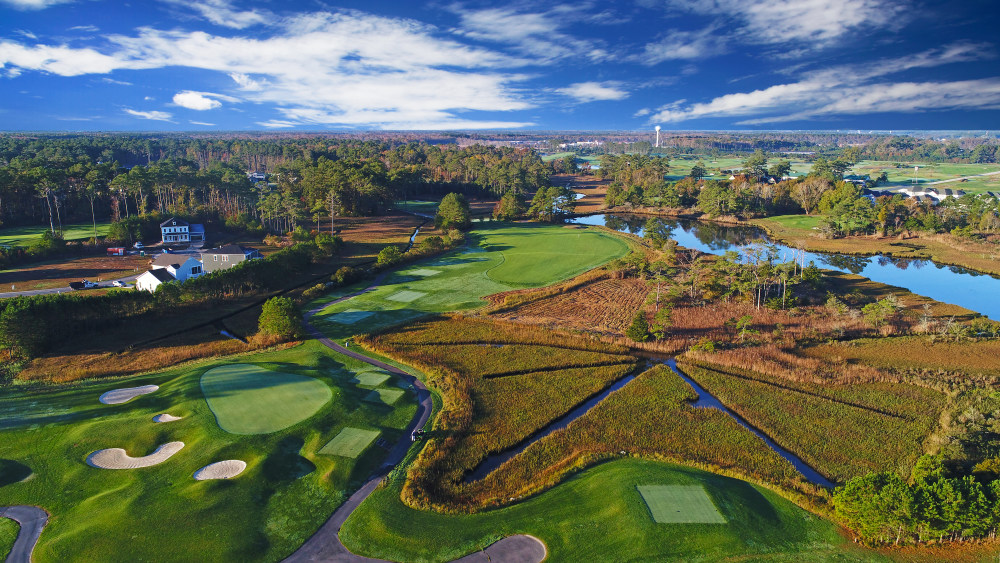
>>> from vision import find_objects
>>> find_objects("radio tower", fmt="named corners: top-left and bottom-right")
top-left (655, 125), bottom-right (661, 148)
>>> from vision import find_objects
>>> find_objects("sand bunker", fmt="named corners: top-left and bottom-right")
top-left (193, 460), bottom-right (246, 480)
top-left (86, 441), bottom-right (184, 469)
top-left (99, 385), bottom-right (159, 405)
top-left (152, 414), bottom-right (183, 423)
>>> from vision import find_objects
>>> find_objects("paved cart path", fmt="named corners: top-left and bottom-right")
top-left (1, 506), bottom-right (48, 563)
top-left (284, 286), bottom-right (546, 563)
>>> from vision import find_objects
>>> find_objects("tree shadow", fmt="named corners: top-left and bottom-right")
top-left (261, 436), bottom-right (315, 481)
top-left (0, 459), bottom-right (32, 487)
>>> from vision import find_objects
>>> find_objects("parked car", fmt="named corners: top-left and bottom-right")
top-left (133, 242), bottom-right (144, 249)
top-left (69, 279), bottom-right (100, 290)
top-left (112, 280), bottom-right (126, 287)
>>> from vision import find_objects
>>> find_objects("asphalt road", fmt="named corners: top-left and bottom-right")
top-left (0, 506), bottom-right (48, 563)
top-left (0, 273), bottom-right (140, 299)
top-left (283, 294), bottom-right (546, 563)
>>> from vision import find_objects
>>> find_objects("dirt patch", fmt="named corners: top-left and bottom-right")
top-left (494, 277), bottom-right (649, 336)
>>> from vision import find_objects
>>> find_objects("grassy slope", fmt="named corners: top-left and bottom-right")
top-left (754, 214), bottom-right (1000, 276)
top-left (311, 224), bottom-right (630, 341)
top-left (0, 341), bottom-right (416, 562)
top-left (0, 518), bottom-right (17, 561)
top-left (341, 458), bottom-right (880, 563)
top-left (0, 222), bottom-right (112, 247)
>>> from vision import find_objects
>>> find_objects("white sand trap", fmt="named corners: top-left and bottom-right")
top-left (153, 414), bottom-right (183, 423)
top-left (99, 385), bottom-right (159, 405)
top-left (87, 441), bottom-right (184, 469)
top-left (193, 460), bottom-right (247, 480)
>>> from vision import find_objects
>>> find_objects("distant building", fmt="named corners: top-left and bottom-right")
top-left (843, 174), bottom-right (871, 187)
top-left (201, 244), bottom-right (262, 273)
top-left (160, 217), bottom-right (205, 244)
top-left (135, 268), bottom-right (175, 293)
top-left (248, 172), bottom-right (267, 182)
top-left (150, 253), bottom-right (204, 282)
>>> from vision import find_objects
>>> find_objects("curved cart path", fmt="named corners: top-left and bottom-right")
top-left (284, 289), bottom-right (546, 562)
top-left (1, 506), bottom-right (48, 563)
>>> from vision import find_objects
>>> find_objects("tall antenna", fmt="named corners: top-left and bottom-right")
top-left (655, 125), bottom-right (661, 148)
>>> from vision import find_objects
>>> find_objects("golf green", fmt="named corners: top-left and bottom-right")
top-left (201, 363), bottom-right (333, 434)
top-left (638, 485), bottom-right (727, 524)
top-left (485, 228), bottom-right (628, 286)
top-left (319, 428), bottom-right (382, 458)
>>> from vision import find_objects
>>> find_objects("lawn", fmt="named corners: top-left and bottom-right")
top-left (0, 340), bottom-right (416, 562)
top-left (341, 458), bottom-right (881, 562)
top-left (200, 364), bottom-right (334, 434)
top-left (318, 428), bottom-right (381, 458)
top-left (0, 221), bottom-right (112, 247)
top-left (0, 517), bottom-right (17, 561)
top-left (638, 484), bottom-right (727, 524)
top-left (310, 223), bottom-right (631, 341)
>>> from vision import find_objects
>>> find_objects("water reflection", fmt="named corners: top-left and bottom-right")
top-left (570, 213), bottom-right (1000, 320)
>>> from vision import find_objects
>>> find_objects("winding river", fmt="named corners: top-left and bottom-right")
top-left (570, 213), bottom-right (1000, 320)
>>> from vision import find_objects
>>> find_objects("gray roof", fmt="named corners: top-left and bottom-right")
top-left (144, 268), bottom-right (176, 282)
top-left (203, 244), bottom-right (256, 256)
top-left (160, 217), bottom-right (189, 228)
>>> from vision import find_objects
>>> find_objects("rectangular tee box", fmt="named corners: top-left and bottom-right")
top-left (385, 290), bottom-right (426, 303)
top-left (637, 485), bottom-right (727, 524)
top-left (351, 371), bottom-right (391, 387)
top-left (328, 309), bottom-right (375, 324)
top-left (408, 269), bottom-right (441, 277)
top-left (319, 427), bottom-right (381, 458)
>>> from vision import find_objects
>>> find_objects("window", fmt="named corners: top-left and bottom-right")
top-left (223, 255), bottom-right (229, 262)
top-left (214, 255), bottom-right (218, 261)
top-left (192, 266), bottom-right (202, 274)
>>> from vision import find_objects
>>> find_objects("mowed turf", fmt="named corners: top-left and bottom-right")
top-left (201, 363), bottom-right (333, 434)
top-left (638, 485), bottom-right (727, 524)
top-left (0, 221), bottom-right (112, 247)
top-left (364, 388), bottom-right (405, 406)
top-left (319, 428), bottom-right (381, 458)
top-left (341, 459), bottom-right (882, 562)
top-left (351, 371), bottom-right (391, 387)
top-left (0, 517), bottom-right (17, 561)
top-left (311, 224), bottom-right (631, 341)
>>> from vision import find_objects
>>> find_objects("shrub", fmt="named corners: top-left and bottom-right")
top-left (302, 283), bottom-right (326, 300)
top-left (377, 245), bottom-right (403, 267)
top-left (332, 266), bottom-right (363, 286)
top-left (420, 236), bottom-right (445, 253)
top-left (258, 297), bottom-right (303, 340)
top-left (625, 312), bottom-right (650, 342)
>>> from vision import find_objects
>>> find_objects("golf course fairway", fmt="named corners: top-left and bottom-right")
top-left (342, 459), bottom-right (881, 562)
top-left (312, 223), bottom-right (631, 340)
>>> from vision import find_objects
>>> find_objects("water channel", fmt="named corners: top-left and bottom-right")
top-left (569, 213), bottom-right (1000, 320)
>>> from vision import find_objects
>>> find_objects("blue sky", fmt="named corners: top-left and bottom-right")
top-left (0, 0), bottom-right (998, 131)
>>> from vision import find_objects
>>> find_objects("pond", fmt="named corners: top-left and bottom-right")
top-left (570, 213), bottom-right (1000, 320)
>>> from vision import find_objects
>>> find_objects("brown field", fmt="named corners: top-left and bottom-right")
top-left (0, 253), bottom-right (149, 291)
top-left (328, 212), bottom-right (426, 263)
top-left (804, 337), bottom-right (1000, 379)
top-left (550, 173), bottom-right (609, 214)
top-left (493, 275), bottom-right (649, 336)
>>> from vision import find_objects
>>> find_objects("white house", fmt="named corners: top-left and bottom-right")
top-left (151, 253), bottom-right (204, 282)
top-left (160, 218), bottom-right (206, 244)
top-left (135, 268), bottom-right (176, 293)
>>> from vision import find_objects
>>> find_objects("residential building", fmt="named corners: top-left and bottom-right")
top-left (160, 217), bottom-right (206, 244)
top-left (151, 253), bottom-right (204, 282)
top-left (135, 268), bottom-right (175, 293)
top-left (201, 244), bottom-right (262, 273)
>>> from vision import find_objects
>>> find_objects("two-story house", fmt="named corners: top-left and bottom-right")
top-left (201, 245), bottom-right (263, 273)
top-left (160, 218), bottom-right (206, 244)
top-left (151, 253), bottom-right (204, 282)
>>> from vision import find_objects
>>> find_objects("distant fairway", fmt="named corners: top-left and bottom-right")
top-left (0, 221), bottom-right (111, 247)
top-left (638, 485), bottom-right (727, 524)
top-left (311, 224), bottom-right (632, 341)
top-left (319, 428), bottom-right (381, 458)
top-left (201, 363), bottom-right (332, 434)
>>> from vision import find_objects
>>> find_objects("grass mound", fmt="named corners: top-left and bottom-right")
top-left (319, 428), bottom-right (381, 458)
top-left (201, 364), bottom-right (333, 435)
top-left (341, 459), bottom-right (877, 562)
top-left (638, 485), bottom-right (727, 524)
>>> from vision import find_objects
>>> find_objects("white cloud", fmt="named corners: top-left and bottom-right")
top-left (0, 10), bottom-right (535, 129)
top-left (662, 0), bottom-right (902, 50)
top-left (641, 26), bottom-right (726, 63)
top-left (648, 44), bottom-right (1000, 124)
top-left (68, 25), bottom-right (99, 33)
top-left (1, 0), bottom-right (72, 9)
top-left (257, 120), bottom-right (297, 128)
top-left (190, 121), bottom-right (215, 126)
top-left (172, 90), bottom-right (238, 110)
top-left (162, 0), bottom-right (268, 30)
top-left (101, 77), bottom-right (132, 85)
top-left (452, 5), bottom-right (609, 64)
top-left (556, 81), bottom-right (629, 103)
top-left (124, 109), bottom-right (173, 121)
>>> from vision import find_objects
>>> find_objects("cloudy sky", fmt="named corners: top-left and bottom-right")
top-left (0, 0), bottom-right (998, 131)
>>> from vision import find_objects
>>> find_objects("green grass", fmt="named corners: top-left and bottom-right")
top-left (0, 517), bottom-right (18, 561)
top-left (200, 364), bottom-right (333, 435)
top-left (318, 428), bottom-right (381, 458)
top-left (0, 341), bottom-right (417, 562)
top-left (341, 458), bottom-right (881, 562)
top-left (351, 371), bottom-right (391, 387)
top-left (363, 388), bottom-right (405, 406)
top-left (394, 200), bottom-right (440, 215)
top-left (758, 214), bottom-right (824, 231)
top-left (852, 160), bottom-right (1000, 192)
top-left (638, 485), bottom-right (727, 524)
top-left (0, 221), bottom-right (112, 247)
top-left (311, 224), bottom-right (630, 341)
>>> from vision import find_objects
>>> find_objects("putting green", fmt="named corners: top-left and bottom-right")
top-left (352, 371), bottom-right (391, 387)
top-left (201, 364), bottom-right (333, 434)
top-left (319, 428), bottom-right (381, 458)
top-left (364, 388), bottom-right (405, 406)
top-left (638, 485), bottom-right (727, 524)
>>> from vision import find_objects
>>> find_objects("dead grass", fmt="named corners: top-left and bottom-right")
top-left (550, 173), bottom-right (610, 214)
top-left (803, 337), bottom-right (1000, 378)
top-left (0, 253), bottom-right (149, 291)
